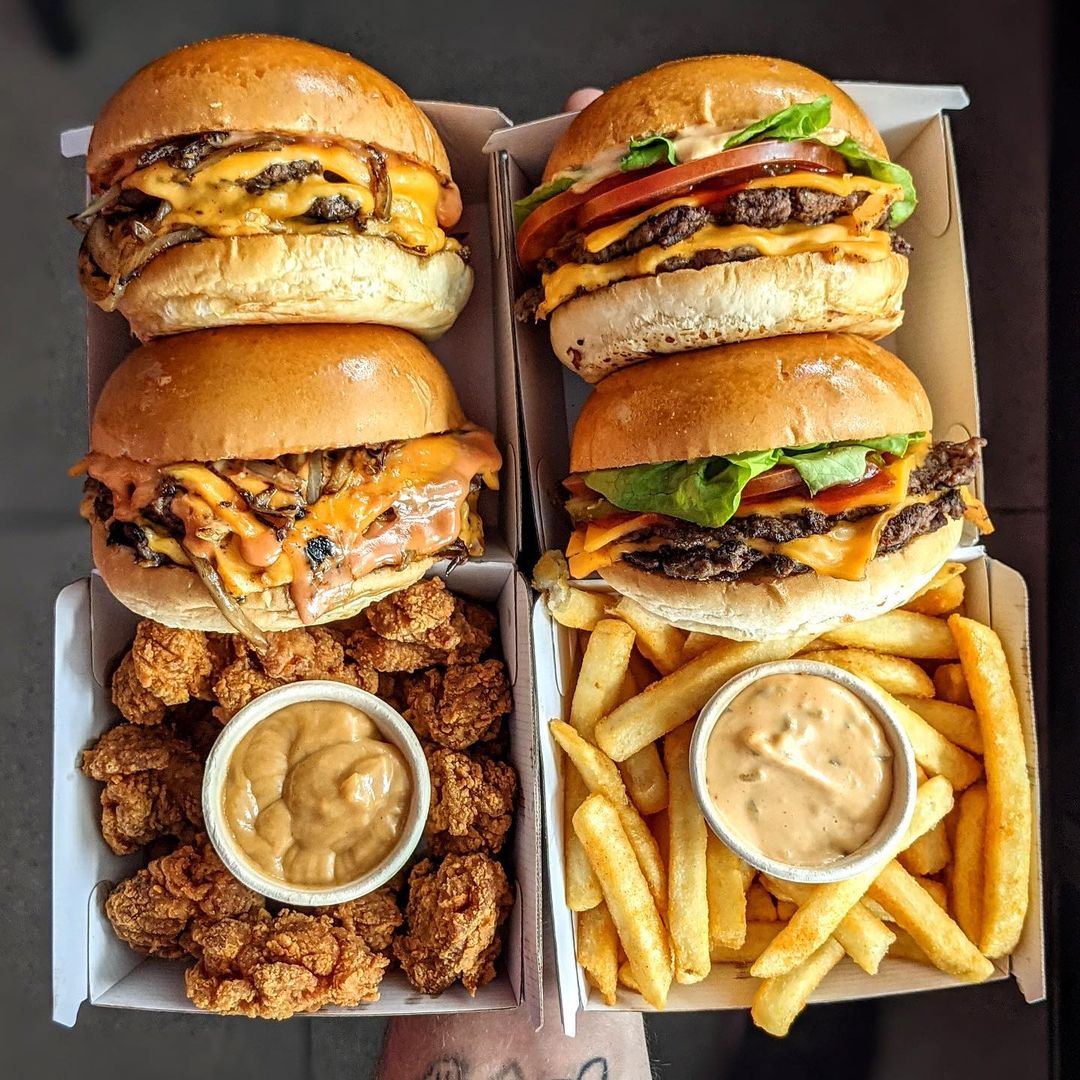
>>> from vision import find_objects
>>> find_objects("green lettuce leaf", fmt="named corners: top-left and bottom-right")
top-left (619, 134), bottom-right (678, 172)
top-left (582, 433), bottom-right (925, 526)
top-left (513, 176), bottom-right (575, 228)
top-left (833, 138), bottom-right (917, 226)
top-left (723, 96), bottom-right (833, 149)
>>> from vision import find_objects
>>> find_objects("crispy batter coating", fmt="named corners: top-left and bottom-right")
top-left (111, 652), bottom-right (168, 726)
top-left (184, 907), bottom-right (389, 1019)
top-left (131, 622), bottom-right (219, 705)
top-left (212, 654), bottom-right (284, 722)
top-left (258, 627), bottom-right (352, 682)
top-left (105, 838), bottom-right (261, 958)
top-left (317, 887), bottom-right (404, 954)
top-left (402, 661), bottom-right (512, 750)
top-left (82, 723), bottom-right (204, 854)
top-left (427, 748), bottom-right (517, 856)
top-left (366, 578), bottom-right (456, 642)
top-left (394, 854), bottom-right (512, 995)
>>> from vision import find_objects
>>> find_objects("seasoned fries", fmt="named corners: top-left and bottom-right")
top-left (950, 783), bottom-right (988, 944)
top-left (564, 766), bottom-right (602, 910)
top-left (823, 609), bottom-right (960, 659)
top-left (619, 744), bottom-right (669, 816)
top-left (570, 618), bottom-right (636, 740)
top-left (949, 616), bottom-right (1032, 957)
top-left (897, 696), bottom-right (984, 755)
top-left (934, 663), bottom-right (973, 706)
top-left (903, 563), bottom-right (966, 616)
top-left (899, 820), bottom-right (951, 876)
top-left (706, 833), bottom-right (748, 950)
top-left (573, 794), bottom-right (673, 1009)
top-left (663, 723), bottom-right (710, 984)
top-left (577, 901), bottom-right (619, 1006)
top-left (797, 647), bottom-right (935, 699)
top-left (533, 551), bottom-right (611, 629)
top-left (746, 882), bottom-right (779, 922)
top-left (752, 939), bottom-right (846, 1038)
top-left (612, 596), bottom-right (687, 673)
top-left (710, 920), bottom-right (786, 964)
top-left (683, 630), bottom-right (723, 663)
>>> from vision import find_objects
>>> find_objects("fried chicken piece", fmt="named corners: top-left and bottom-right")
top-left (105, 838), bottom-right (261, 958)
top-left (318, 887), bottom-right (403, 954)
top-left (258, 627), bottom-right (353, 682)
top-left (184, 908), bottom-right (389, 1019)
top-left (130, 621), bottom-right (219, 705)
top-left (402, 661), bottom-right (512, 750)
top-left (111, 652), bottom-right (167, 726)
top-left (394, 853), bottom-right (512, 995)
top-left (366, 578), bottom-right (456, 643)
top-left (82, 723), bottom-right (204, 854)
top-left (212, 655), bottom-right (283, 722)
top-left (427, 748), bottom-right (517, 855)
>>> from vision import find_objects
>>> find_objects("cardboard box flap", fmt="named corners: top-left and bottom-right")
top-left (837, 82), bottom-right (969, 156)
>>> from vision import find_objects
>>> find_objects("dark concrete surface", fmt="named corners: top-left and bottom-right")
top-left (0, 1), bottom-right (1050, 1077)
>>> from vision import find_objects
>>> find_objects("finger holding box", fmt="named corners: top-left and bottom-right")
top-left (612, 596), bottom-right (687, 674)
top-left (574, 793), bottom-right (673, 1010)
top-left (577, 900), bottom-right (619, 1006)
top-left (797, 648), bottom-right (935, 699)
top-left (663, 722), bottom-right (711, 984)
top-left (570, 618), bottom-right (636, 741)
top-left (948, 615), bottom-right (1032, 958)
top-left (706, 832), bottom-right (748, 950)
top-left (950, 782), bottom-right (988, 944)
top-left (822, 610), bottom-right (959, 659)
top-left (751, 938), bottom-right (846, 1038)
top-left (897, 696), bottom-right (984, 755)
top-left (751, 776), bottom-right (954, 979)
top-left (867, 860), bottom-right (994, 981)
top-left (934, 663), bottom-right (973, 706)
top-left (564, 765), bottom-right (602, 911)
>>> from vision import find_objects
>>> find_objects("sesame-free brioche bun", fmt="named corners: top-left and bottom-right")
top-left (91, 520), bottom-right (432, 632)
top-left (109, 233), bottom-right (474, 342)
top-left (549, 250), bottom-right (908, 382)
top-left (570, 333), bottom-right (932, 472)
top-left (87, 34), bottom-right (452, 187)
top-left (91, 323), bottom-right (467, 463)
top-left (544, 54), bottom-right (887, 182)
top-left (599, 518), bottom-right (963, 641)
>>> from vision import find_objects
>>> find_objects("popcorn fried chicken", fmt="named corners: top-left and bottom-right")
top-left (402, 660), bottom-right (512, 750)
top-left (318, 887), bottom-right (404, 954)
top-left (184, 907), bottom-right (389, 1019)
top-left (394, 853), bottom-right (512, 995)
top-left (112, 653), bottom-right (168, 726)
top-left (105, 838), bottom-right (261, 958)
top-left (131, 622), bottom-right (220, 705)
top-left (82, 723), bottom-right (205, 854)
top-left (258, 627), bottom-right (353, 682)
top-left (427, 748), bottom-right (517, 855)
top-left (366, 578), bottom-right (456, 643)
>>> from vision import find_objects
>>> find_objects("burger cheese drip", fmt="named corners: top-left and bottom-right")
top-left (73, 132), bottom-right (465, 308)
top-left (74, 428), bottom-right (501, 627)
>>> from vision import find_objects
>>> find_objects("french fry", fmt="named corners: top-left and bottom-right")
top-left (663, 723), bottom-right (710, 984)
top-left (950, 782), bottom-right (988, 944)
top-left (683, 630), bottom-right (723, 663)
top-left (907, 560), bottom-right (966, 599)
top-left (740, 861), bottom-right (756, 891)
top-left (564, 766), bottom-right (602, 911)
top-left (618, 960), bottom-right (641, 994)
top-left (595, 633), bottom-right (816, 761)
top-left (867, 860), bottom-right (994, 982)
top-left (797, 647), bottom-right (935, 699)
top-left (619, 744), bottom-right (669, 816)
top-left (627, 649), bottom-right (659, 689)
top-left (611, 596), bottom-right (687, 674)
top-left (903, 573), bottom-right (965, 617)
top-left (751, 776), bottom-right (954, 979)
top-left (533, 552), bottom-right (611, 629)
top-left (934, 663), bottom-right (973, 706)
top-left (888, 928), bottom-right (932, 965)
top-left (650, 808), bottom-right (670, 869)
top-left (570, 619), bottom-right (636, 741)
top-left (897, 696), bottom-right (984, 755)
top-left (761, 876), bottom-right (896, 977)
top-left (822, 609), bottom-right (959, 660)
top-left (899, 819), bottom-right (951, 876)
top-left (711, 921), bottom-right (786, 964)
top-left (577, 901), bottom-right (619, 1006)
top-left (863, 681), bottom-right (983, 790)
top-left (949, 615), bottom-right (1032, 957)
top-left (776, 900), bottom-right (798, 921)
top-left (551, 720), bottom-right (667, 913)
top-left (751, 938), bottom-right (846, 1038)
top-left (746, 882), bottom-right (779, 922)
top-left (574, 793), bottom-right (673, 1010)
top-left (914, 876), bottom-right (949, 911)
top-left (706, 833), bottom-right (748, 950)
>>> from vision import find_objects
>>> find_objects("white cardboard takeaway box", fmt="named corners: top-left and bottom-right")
top-left (54, 103), bottom-right (542, 1026)
top-left (484, 86), bottom-right (1045, 1033)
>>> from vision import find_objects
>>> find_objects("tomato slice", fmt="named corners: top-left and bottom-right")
top-left (808, 467), bottom-right (894, 516)
top-left (516, 139), bottom-right (846, 268)
top-left (740, 465), bottom-right (804, 503)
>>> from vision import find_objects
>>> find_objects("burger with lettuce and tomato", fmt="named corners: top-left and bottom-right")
top-left (563, 334), bottom-right (990, 639)
top-left (515, 55), bottom-right (916, 382)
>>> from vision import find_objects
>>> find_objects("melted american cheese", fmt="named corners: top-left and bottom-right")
top-left (125, 143), bottom-right (450, 253)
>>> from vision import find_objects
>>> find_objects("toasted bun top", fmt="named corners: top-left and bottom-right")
top-left (570, 333), bottom-right (931, 472)
top-left (544, 54), bottom-right (887, 182)
top-left (91, 324), bottom-right (466, 463)
top-left (88, 34), bottom-right (451, 186)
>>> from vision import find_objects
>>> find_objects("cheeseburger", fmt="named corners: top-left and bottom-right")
top-left (73, 326), bottom-right (501, 645)
top-left (73, 35), bottom-right (471, 341)
top-left (516, 55), bottom-right (916, 381)
top-left (563, 334), bottom-right (990, 639)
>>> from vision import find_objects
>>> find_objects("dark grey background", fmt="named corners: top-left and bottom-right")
top-left (0, 1), bottom-right (1051, 1076)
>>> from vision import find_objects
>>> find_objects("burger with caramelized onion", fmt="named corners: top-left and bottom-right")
top-left (516, 55), bottom-right (916, 381)
top-left (73, 35), bottom-right (471, 341)
top-left (563, 334), bottom-right (990, 639)
top-left (73, 325), bottom-right (501, 646)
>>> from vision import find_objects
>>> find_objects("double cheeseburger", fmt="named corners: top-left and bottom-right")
top-left (73, 35), bottom-right (471, 341)
top-left (563, 334), bottom-right (990, 639)
top-left (516, 55), bottom-right (916, 382)
top-left (73, 326), bottom-right (501, 646)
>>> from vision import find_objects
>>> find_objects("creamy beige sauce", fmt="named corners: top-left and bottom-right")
top-left (223, 701), bottom-right (411, 887)
top-left (704, 673), bottom-right (892, 866)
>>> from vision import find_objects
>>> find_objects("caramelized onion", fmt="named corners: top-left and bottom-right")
top-left (187, 549), bottom-right (269, 651)
top-left (306, 453), bottom-right (323, 505)
top-left (69, 183), bottom-right (123, 230)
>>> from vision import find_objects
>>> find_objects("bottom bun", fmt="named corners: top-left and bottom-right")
top-left (92, 523), bottom-right (431, 632)
top-left (549, 251), bottom-right (908, 382)
top-left (599, 518), bottom-right (964, 641)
